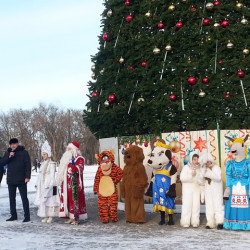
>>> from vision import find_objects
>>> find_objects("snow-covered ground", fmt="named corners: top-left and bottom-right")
top-left (0, 165), bottom-right (250, 250)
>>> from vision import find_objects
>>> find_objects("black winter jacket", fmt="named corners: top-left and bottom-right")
top-left (0, 146), bottom-right (31, 185)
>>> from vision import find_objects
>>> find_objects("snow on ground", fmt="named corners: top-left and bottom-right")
top-left (0, 165), bottom-right (250, 250)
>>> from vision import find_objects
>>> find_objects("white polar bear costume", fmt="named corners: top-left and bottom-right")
top-left (180, 152), bottom-right (202, 227)
top-left (198, 153), bottom-right (224, 229)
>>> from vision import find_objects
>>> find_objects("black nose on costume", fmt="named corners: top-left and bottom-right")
top-left (148, 159), bottom-right (152, 164)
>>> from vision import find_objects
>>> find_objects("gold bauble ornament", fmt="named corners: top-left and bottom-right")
top-left (100, 68), bottom-right (105, 75)
top-left (91, 65), bottom-right (96, 72)
top-left (241, 17), bottom-right (248, 25)
top-left (87, 107), bottom-right (92, 113)
top-left (170, 140), bottom-right (181, 153)
top-left (119, 56), bottom-right (125, 63)
top-left (181, 0), bottom-right (187, 2)
top-left (206, 36), bottom-right (211, 41)
top-left (165, 44), bottom-right (172, 51)
top-left (227, 41), bottom-right (234, 49)
top-left (214, 22), bottom-right (220, 27)
top-left (138, 97), bottom-right (145, 104)
top-left (107, 9), bottom-right (112, 17)
top-left (199, 89), bottom-right (206, 98)
top-left (104, 100), bottom-right (109, 107)
top-left (168, 4), bottom-right (175, 11)
top-left (243, 48), bottom-right (249, 55)
top-left (145, 10), bottom-right (151, 17)
top-left (206, 2), bottom-right (214, 10)
top-left (153, 47), bottom-right (161, 54)
top-left (236, 2), bottom-right (243, 8)
top-left (91, 73), bottom-right (96, 80)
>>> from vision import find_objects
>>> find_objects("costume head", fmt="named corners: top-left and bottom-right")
top-left (147, 141), bottom-right (172, 170)
top-left (225, 135), bottom-right (248, 162)
top-left (96, 151), bottom-right (115, 176)
top-left (124, 145), bottom-right (144, 166)
top-left (57, 141), bottom-right (81, 185)
top-left (41, 140), bottom-right (52, 158)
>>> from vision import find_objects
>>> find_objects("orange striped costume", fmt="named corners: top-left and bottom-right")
top-left (94, 151), bottom-right (123, 223)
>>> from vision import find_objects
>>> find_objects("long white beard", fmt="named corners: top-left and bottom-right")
top-left (57, 150), bottom-right (73, 186)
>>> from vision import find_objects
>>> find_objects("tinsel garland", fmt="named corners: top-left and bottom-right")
top-left (72, 172), bottom-right (78, 202)
top-left (71, 156), bottom-right (79, 224)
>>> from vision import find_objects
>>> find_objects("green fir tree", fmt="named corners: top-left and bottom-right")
top-left (84, 0), bottom-right (250, 138)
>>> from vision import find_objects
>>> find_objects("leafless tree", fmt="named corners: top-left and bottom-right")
top-left (0, 104), bottom-right (99, 165)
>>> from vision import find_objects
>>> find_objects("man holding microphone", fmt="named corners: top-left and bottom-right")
top-left (0, 138), bottom-right (31, 222)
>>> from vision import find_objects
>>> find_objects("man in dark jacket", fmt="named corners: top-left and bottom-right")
top-left (0, 138), bottom-right (31, 222)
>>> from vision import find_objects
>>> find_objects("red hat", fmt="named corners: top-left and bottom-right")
top-left (72, 141), bottom-right (79, 148)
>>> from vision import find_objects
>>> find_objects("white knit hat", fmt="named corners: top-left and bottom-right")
top-left (41, 140), bottom-right (52, 157)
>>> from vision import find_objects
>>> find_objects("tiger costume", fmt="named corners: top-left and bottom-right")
top-left (94, 151), bottom-right (123, 223)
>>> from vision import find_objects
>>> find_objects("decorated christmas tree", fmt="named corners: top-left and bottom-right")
top-left (84, 0), bottom-right (250, 138)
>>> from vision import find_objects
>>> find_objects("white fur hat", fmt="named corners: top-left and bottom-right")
top-left (189, 151), bottom-right (199, 163)
top-left (41, 140), bottom-right (52, 158)
top-left (198, 152), bottom-right (214, 165)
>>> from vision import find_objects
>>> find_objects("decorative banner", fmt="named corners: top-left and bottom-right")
top-left (162, 130), bottom-right (219, 204)
top-left (99, 130), bottom-right (250, 205)
top-left (220, 130), bottom-right (250, 188)
top-left (99, 137), bottom-right (119, 165)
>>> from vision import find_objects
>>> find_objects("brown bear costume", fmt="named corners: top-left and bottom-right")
top-left (120, 146), bottom-right (148, 223)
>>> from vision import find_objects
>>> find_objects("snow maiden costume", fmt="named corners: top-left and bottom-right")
top-left (34, 141), bottom-right (60, 223)
top-left (224, 135), bottom-right (250, 230)
top-left (198, 153), bottom-right (224, 229)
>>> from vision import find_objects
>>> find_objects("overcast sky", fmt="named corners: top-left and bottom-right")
top-left (0, 0), bottom-right (104, 112)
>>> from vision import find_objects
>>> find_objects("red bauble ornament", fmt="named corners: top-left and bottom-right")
top-left (214, 1), bottom-right (220, 6)
top-left (221, 20), bottom-right (229, 27)
top-left (218, 59), bottom-right (223, 64)
top-left (176, 21), bottom-right (183, 28)
top-left (125, 0), bottom-right (130, 6)
top-left (126, 15), bottom-right (133, 22)
top-left (158, 22), bottom-right (164, 29)
top-left (225, 92), bottom-right (230, 98)
top-left (92, 91), bottom-right (98, 97)
top-left (203, 18), bottom-right (210, 26)
top-left (188, 76), bottom-right (197, 85)
top-left (103, 33), bottom-right (108, 41)
top-left (141, 61), bottom-right (147, 67)
top-left (237, 70), bottom-right (245, 78)
top-left (191, 6), bottom-right (197, 12)
top-left (169, 93), bottom-right (177, 102)
top-left (202, 77), bottom-right (209, 84)
top-left (144, 142), bottom-right (148, 147)
top-left (108, 93), bottom-right (116, 103)
top-left (127, 66), bottom-right (134, 70)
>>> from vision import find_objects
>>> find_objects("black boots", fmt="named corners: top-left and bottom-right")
top-left (6, 216), bottom-right (17, 221)
top-left (159, 211), bottom-right (175, 225)
top-left (168, 214), bottom-right (174, 225)
top-left (159, 211), bottom-right (166, 225)
top-left (217, 224), bottom-right (223, 230)
top-left (23, 217), bottom-right (30, 222)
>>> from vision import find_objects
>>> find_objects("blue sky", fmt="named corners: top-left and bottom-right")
top-left (0, 0), bottom-right (104, 112)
